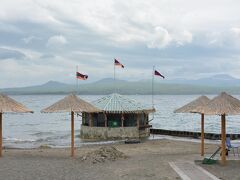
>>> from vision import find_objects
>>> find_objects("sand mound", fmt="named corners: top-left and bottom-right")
top-left (81, 146), bottom-right (127, 163)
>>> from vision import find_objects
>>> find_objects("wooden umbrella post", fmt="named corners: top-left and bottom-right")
top-left (201, 113), bottom-right (204, 156)
top-left (0, 112), bottom-right (2, 157)
top-left (71, 111), bottom-right (75, 157)
top-left (221, 114), bottom-right (226, 165)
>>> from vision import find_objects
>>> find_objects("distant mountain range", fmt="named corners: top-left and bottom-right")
top-left (1, 74), bottom-right (240, 95)
top-left (165, 74), bottom-right (240, 86)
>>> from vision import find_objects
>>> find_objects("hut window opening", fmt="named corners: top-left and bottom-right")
top-left (82, 112), bottom-right (90, 126)
top-left (124, 113), bottom-right (136, 127)
top-left (96, 113), bottom-right (105, 127)
top-left (107, 113), bottom-right (121, 127)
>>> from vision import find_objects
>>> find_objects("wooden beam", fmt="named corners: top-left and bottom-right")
top-left (71, 111), bottom-right (75, 157)
top-left (0, 113), bottom-right (2, 157)
top-left (121, 114), bottom-right (124, 127)
top-left (201, 113), bottom-right (204, 156)
top-left (221, 114), bottom-right (226, 165)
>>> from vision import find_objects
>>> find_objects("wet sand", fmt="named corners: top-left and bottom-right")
top-left (0, 139), bottom-right (224, 180)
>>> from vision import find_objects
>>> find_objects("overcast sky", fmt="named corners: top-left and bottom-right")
top-left (1, 0), bottom-right (240, 88)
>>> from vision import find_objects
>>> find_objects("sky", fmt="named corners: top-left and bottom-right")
top-left (1, 0), bottom-right (240, 88)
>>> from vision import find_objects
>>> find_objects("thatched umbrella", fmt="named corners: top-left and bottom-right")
top-left (0, 94), bottom-right (33, 157)
top-left (41, 94), bottom-right (101, 157)
top-left (200, 92), bottom-right (240, 165)
top-left (174, 95), bottom-right (210, 156)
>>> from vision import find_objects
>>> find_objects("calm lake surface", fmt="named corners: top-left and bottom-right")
top-left (3, 94), bottom-right (240, 148)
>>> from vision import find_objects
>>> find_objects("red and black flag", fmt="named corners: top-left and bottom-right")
top-left (114, 59), bottom-right (124, 68)
top-left (76, 72), bottom-right (88, 80)
top-left (154, 70), bottom-right (165, 79)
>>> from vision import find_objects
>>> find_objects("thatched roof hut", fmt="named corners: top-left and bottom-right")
top-left (0, 94), bottom-right (33, 113)
top-left (0, 94), bottom-right (33, 157)
top-left (92, 93), bottom-right (155, 113)
top-left (174, 95), bottom-right (210, 114)
top-left (41, 94), bottom-right (101, 113)
top-left (80, 93), bottom-right (154, 139)
top-left (174, 95), bottom-right (210, 156)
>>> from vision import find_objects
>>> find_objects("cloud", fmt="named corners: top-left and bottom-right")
top-left (205, 28), bottom-right (240, 48)
top-left (0, 46), bottom-right (43, 60)
top-left (231, 27), bottom-right (240, 38)
top-left (174, 30), bottom-right (193, 46)
top-left (0, 58), bottom-right (66, 87)
top-left (0, 22), bottom-right (22, 33)
top-left (146, 28), bottom-right (193, 49)
top-left (0, 0), bottom-right (240, 87)
top-left (46, 35), bottom-right (67, 47)
top-left (40, 54), bottom-right (55, 59)
top-left (0, 47), bottom-right (26, 60)
top-left (23, 36), bottom-right (41, 44)
top-left (0, 0), bottom-right (238, 49)
top-left (147, 27), bottom-right (172, 49)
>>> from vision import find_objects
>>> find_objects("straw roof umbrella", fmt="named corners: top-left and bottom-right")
top-left (0, 94), bottom-right (33, 157)
top-left (174, 95), bottom-right (210, 156)
top-left (200, 92), bottom-right (240, 165)
top-left (41, 94), bottom-right (101, 157)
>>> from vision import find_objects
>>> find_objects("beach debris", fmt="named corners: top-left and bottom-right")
top-left (39, 144), bottom-right (51, 149)
top-left (125, 139), bottom-right (141, 144)
top-left (81, 146), bottom-right (127, 163)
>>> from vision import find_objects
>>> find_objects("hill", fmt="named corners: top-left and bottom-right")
top-left (1, 74), bottom-right (240, 95)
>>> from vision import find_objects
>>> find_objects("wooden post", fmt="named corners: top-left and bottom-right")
top-left (71, 111), bottom-right (75, 157)
top-left (121, 114), bottom-right (124, 127)
top-left (104, 113), bottom-right (107, 127)
top-left (144, 113), bottom-right (147, 126)
top-left (221, 114), bottom-right (226, 165)
top-left (0, 113), bottom-right (2, 157)
top-left (201, 113), bottom-right (204, 156)
top-left (82, 112), bottom-right (84, 125)
top-left (89, 113), bottom-right (93, 127)
top-left (137, 114), bottom-right (140, 129)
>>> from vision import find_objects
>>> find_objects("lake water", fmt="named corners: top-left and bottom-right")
top-left (2, 94), bottom-right (240, 148)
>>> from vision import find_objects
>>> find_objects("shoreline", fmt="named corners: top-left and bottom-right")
top-left (3, 134), bottom-right (222, 150)
top-left (3, 129), bottom-right (240, 150)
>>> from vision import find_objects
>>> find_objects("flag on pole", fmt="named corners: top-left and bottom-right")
top-left (154, 70), bottom-right (165, 79)
top-left (114, 59), bottom-right (124, 68)
top-left (76, 72), bottom-right (88, 80)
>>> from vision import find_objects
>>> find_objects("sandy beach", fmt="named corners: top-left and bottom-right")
top-left (0, 138), bottom-right (230, 180)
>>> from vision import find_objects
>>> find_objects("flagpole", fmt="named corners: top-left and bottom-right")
top-left (152, 65), bottom-right (155, 108)
top-left (114, 60), bottom-right (116, 93)
top-left (76, 65), bottom-right (79, 95)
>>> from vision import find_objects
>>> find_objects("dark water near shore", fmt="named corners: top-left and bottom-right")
top-left (2, 95), bottom-right (240, 148)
